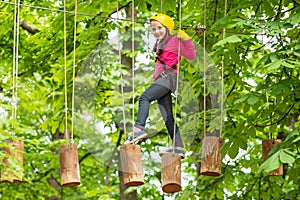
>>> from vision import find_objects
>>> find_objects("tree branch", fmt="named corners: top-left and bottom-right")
top-left (255, 103), bottom-right (295, 128)
top-left (20, 20), bottom-right (40, 34)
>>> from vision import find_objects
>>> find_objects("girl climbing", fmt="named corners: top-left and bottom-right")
top-left (124, 13), bottom-right (196, 158)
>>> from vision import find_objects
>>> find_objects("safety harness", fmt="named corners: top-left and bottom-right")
top-left (154, 35), bottom-right (177, 92)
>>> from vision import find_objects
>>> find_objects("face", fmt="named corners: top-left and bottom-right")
top-left (150, 20), bottom-right (167, 40)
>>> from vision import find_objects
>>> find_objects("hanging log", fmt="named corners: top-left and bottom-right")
top-left (262, 139), bottom-right (283, 176)
top-left (119, 144), bottom-right (144, 187)
top-left (200, 136), bottom-right (222, 176)
top-left (1, 140), bottom-right (24, 183)
top-left (59, 143), bottom-right (80, 187)
top-left (161, 152), bottom-right (181, 193)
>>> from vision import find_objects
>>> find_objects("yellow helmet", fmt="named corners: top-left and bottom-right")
top-left (150, 13), bottom-right (174, 33)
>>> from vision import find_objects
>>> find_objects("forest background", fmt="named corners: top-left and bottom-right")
top-left (0, 0), bottom-right (299, 199)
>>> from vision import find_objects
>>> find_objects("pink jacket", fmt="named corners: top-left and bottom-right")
top-left (153, 35), bottom-right (196, 80)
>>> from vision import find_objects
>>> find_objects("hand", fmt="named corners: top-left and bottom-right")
top-left (177, 30), bottom-right (191, 40)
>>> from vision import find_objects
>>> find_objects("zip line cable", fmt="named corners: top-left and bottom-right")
top-left (2, 1), bottom-right (283, 37)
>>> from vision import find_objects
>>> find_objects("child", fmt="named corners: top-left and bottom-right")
top-left (124, 13), bottom-right (196, 158)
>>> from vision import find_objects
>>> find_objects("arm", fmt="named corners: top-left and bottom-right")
top-left (176, 30), bottom-right (196, 60)
top-left (179, 39), bottom-right (196, 60)
top-left (166, 31), bottom-right (196, 60)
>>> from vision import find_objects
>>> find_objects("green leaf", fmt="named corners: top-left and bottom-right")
top-left (188, 65), bottom-right (196, 73)
top-left (285, 127), bottom-right (300, 141)
top-left (247, 94), bottom-right (259, 105)
top-left (269, 124), bottom-right (277, 133)
top-left (279, 150), bottom-right (295, 163)
top-left (293, 51), bottom-right (300, 57)
top-left (213, 35), bottom-right (242, 47)
top-left (228, 140), bottom-right (239, 159)
top-left (281, 61), bottom-right (295, 68)
top-left (262, 191), bottom-right (270, 200)
top-left (256, 54), bottom-right (269, 66)
top-left (258, 151), bottom-right (281, 173)
top-left (248, 126), bottom-right (256, 137)
top-left (289, 11), bottom-right (300, 25)
top-left (292, 136), bottom-right (300, 143)
top-left (234, 94), bottom-right (248, 104)
top-left (266, 59), bottom-right (282, 70)
top-left (236, 137), bottom-right (247, 150)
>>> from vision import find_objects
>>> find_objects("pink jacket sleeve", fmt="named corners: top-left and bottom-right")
top-left (167, 36), bottom-right (196, 60)
top-left (178, 39), bottom-right (196, 60)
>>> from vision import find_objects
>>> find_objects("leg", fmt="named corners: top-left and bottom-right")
top-left (124, 82), bottom-right (171, 144)
top-left (157, 93), bottom-right (183, 148)
top-left (134, 82), bottom-right (170, 130)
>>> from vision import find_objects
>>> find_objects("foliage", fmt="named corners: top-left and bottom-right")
top-left (0, 0), bottom-right (299, 199)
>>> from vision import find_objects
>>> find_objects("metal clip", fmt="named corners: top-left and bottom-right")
top-left (160, 71), bottom-right (167, 77)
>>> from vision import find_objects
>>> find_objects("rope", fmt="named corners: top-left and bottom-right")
top-left (203, 0), bottom-right (207, 138)
top-left (116, 0), bottom-right (127, 140)
top-left (63, 0), bottom-right (68, 142)
top-left (71, 0), bottom-right (78, 143)
top-left (11, 0), bottom-right (21, 137)
top-left (219, 0), bottom-right (227, 138)
top-left (131, 0), bottom-right (136, 140)
top-left (172, 0), bottom-right (183, 150)
top-left (271, 98), bottom-right (276, 139)
top-left (260, 5), bottom-right (271, 140)
top-left (12, 0), bottom-right (17, 136)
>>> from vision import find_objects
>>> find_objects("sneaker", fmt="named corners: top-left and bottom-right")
top-left (124, 130), bottom-right (147, 145)
top-left (159, 147), bottom-right (185, 159)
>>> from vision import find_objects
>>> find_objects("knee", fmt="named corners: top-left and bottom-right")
top-left (139, 93), bottom-right (150, 103)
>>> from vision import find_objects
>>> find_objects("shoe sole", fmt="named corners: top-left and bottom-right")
top-left (124, 133), bottom-right (147, 145)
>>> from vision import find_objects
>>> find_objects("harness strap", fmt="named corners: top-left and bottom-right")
top-left (155, 35), bottom-right (178, 93)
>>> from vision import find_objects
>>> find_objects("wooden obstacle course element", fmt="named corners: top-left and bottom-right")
top-left (59, 143), bottom-right (81, 187)
top-left (262, 139), bottom-right (283, 176)
top-left (120, 144), bottom-right (144, 187)
top-left (200, 136), bottom-right (222, 176)
top-left (161, 152), bottom-right (181, 194)
top-left (1, 140), bottom-right (24, 183)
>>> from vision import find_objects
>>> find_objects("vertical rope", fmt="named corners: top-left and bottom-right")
top-left (219, 0), bottom-right (227, 138)
top-left (12, 0), bottom-right (17, 136)
top-left (12, 0), bottom-right (21, 137)
top-left (116, 0), bottom-right (127, 139)
top-left (203, 0), bottom-right (207, 138)
top-left (271, 98), bottom-right (276, 139)
top-left (172, 0), bottom-right (182, 149)
top-left (260, 5), bottom-right (271, 140)
top-left (131, 0), bottom-right (135, 138)
top-left (71, 0), bottom-right (78, 142)
top-left (15, 0), bottom-right (20, 125)
top-left (63, 0), bottom-right (69, 142)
